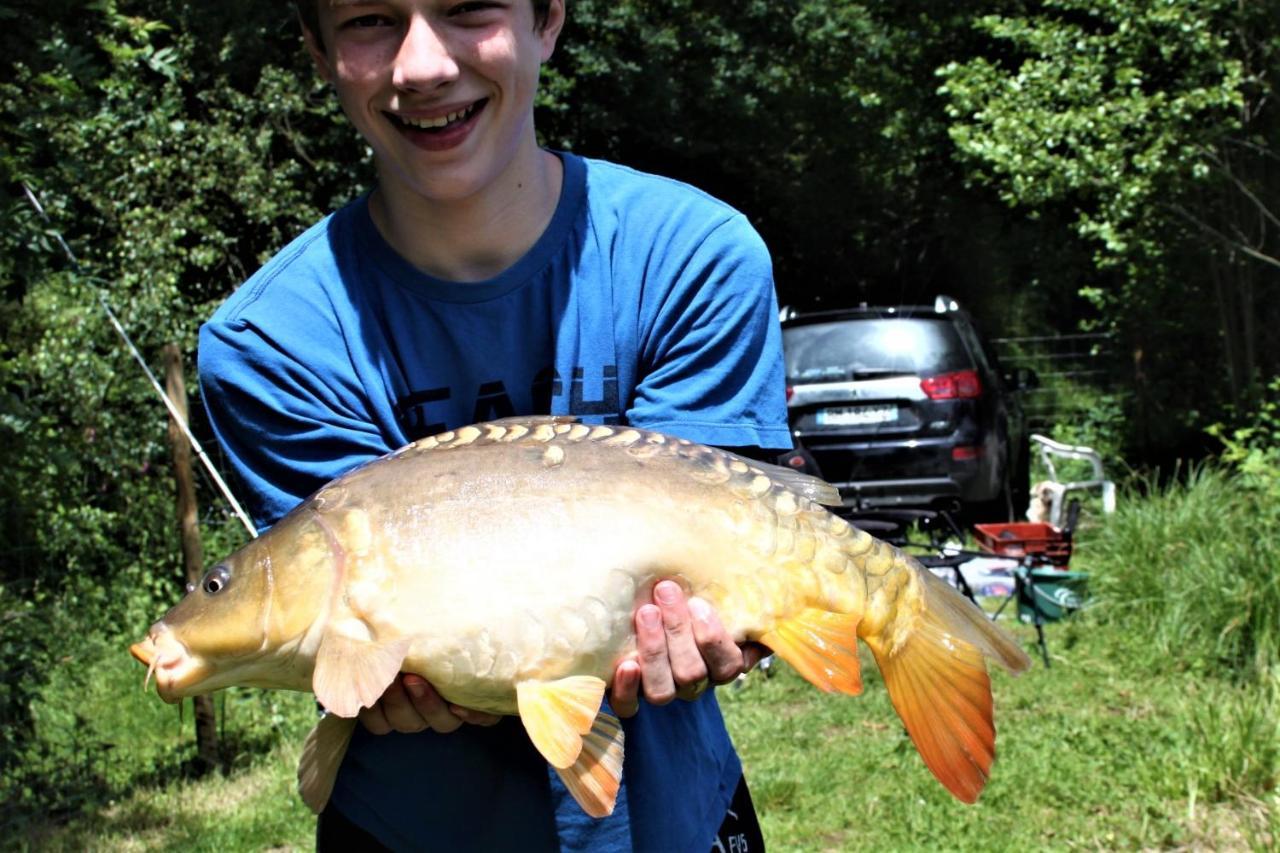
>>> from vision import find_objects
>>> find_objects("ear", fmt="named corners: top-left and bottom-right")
top-left (539, 0), bottom-right (567, 63)
top-left (300, 14), bottom-right (335, 83)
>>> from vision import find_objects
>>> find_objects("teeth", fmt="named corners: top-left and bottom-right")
top-left (401, 105), bottom-right (473, 130)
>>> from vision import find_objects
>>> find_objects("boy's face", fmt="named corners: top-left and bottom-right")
top-left (305, 0), bottom-right (564, 204)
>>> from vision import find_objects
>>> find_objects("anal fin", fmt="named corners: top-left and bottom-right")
top-left (516, 675), bottom-right (608, 769)
top-left (553, 712), bottom-right (625, 818)
top-left (760, 608), bottom-right (862, 695)
top-left (297, 713), bottom-right (358, 814)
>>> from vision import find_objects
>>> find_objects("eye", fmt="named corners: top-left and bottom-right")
top-left (341, 13), bottom-right (396, 30)
top-left (201, 565), bottom-right (231, 596)
top-left (448, 2), bottom-right (502, 18)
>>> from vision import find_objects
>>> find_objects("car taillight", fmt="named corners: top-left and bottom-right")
top-left (785, 386), bottom-right (795, 402)
top-left (952, 445), bottom-right (983, 461)
top-left (920, 369), bottom-right (982, 400)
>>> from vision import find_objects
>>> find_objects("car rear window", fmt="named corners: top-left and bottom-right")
top-left (784, 318), bottom-right (971, 383)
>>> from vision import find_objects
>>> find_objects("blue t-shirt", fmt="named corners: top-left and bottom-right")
top-left (198, 152), bottom-right (790, 852)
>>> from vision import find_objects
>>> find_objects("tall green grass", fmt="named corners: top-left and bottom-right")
top-left (1081, 464), bottom-right (1280, 682)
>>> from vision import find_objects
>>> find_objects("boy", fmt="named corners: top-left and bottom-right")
top-left (198, 1), bottom-right (788, 848)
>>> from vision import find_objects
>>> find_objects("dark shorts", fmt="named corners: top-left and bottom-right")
top-left (317, 774), bottom-right (765, 852)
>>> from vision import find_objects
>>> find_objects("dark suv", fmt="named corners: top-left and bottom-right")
top-left (780, 298), bottom-right (1036, 520)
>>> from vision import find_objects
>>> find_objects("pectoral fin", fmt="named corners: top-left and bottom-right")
top-left (297, 713), bottom-right (358, 814)
top-left (760, 608), bottom-right (863, 695)
top-left (553, 712), bottom-right (625, 818)
top-left (313, 629), bottom-right (412, 718)
top-left (515, 675), bottom-right (608, 768)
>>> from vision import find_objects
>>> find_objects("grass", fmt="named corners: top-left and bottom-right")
top-left (724, 624), bottom-right (1277, 851)
top-left (7, 465), bottom-right (1279, 850)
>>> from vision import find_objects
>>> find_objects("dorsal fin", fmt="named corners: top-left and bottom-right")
top-left (726, 453), bottom-right (843, 507)
top-left (480, 415), bottom-right (580, 427)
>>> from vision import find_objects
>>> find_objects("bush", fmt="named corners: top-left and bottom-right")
top-left (1211, 376), bottom-right (1280, 501)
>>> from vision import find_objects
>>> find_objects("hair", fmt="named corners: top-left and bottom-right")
top-left (295, 1), bottom-right (554, 48)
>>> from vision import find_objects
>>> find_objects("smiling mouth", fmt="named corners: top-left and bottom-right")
top-left (388, 100), bottom-right (486, 133)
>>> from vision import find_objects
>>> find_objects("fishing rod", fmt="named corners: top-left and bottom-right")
top-left (20, 182), bottom-right (259, 539)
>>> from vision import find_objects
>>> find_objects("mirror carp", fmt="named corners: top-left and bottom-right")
top-left (131, 416), bottom-right (1031, 818)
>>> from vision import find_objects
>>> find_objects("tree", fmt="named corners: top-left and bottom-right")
top-left (0, 0), bottom-right (367, 799)
top-left (939, 0), bottom-right (1280, 451)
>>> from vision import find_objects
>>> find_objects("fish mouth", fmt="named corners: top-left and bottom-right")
top-left (129, 640), bottom-right (153, 667)
top-left (130, 627), bottom-right (204, 703)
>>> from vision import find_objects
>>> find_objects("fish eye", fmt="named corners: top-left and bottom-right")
top-left (201, 565), bottom-right (231, 595)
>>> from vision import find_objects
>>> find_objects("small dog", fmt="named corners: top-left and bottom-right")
top-left (1027, 480), bottom-right (1065, 525)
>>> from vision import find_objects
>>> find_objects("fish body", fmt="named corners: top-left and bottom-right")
top-left (131, 416), bottom-right (1030, 818)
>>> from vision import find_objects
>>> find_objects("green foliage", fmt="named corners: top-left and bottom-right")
top-left (940, 0), bottom-right (1280, 450)
top-left (542, 0), bottom-right (1060, 309)
top-left (0, 0), bottom-right (364, 805)
top-left (941, 0), bottom-right (1244, 250)
top-left (2, 630), bottom-right (318, 836)
top-left (1211, 376), bottom-right (1280, 500)
top-left (1083, 465), bottom-right (1280, 683)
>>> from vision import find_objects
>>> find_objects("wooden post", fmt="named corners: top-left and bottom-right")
top-left (163, 343), bottom-right (219, 772)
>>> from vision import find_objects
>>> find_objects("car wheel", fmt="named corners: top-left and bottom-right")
top-left (966, 481), bottom-right (1014, 524)
top-left (1009, 437), bottom-right (1031, 521)
top-left (965, 447), bottom-right (1017, 524)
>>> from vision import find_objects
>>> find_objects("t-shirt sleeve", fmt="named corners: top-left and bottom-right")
top-left (629, 213), bottom-right (792, 452)
top-left (198, 318), bottom-right (389, 528)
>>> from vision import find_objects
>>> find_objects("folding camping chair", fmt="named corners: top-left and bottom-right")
top-left (974, 501), bottom-right (1089, 666)
top-left (1028, 434), bottom-right (1117, 527)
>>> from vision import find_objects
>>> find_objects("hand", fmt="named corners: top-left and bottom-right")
top-left (358, 673), bottom-right (501, 735)
top-left (610, 579), bottom-right (768, 718)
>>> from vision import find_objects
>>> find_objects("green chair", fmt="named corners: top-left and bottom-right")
top-left (1014, 565), bottom-right (1089, 667)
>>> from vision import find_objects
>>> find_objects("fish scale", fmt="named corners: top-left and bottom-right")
top-left (131, 415), bottom-right (1032, 820)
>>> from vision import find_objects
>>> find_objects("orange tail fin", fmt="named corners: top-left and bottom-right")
top-left (864, 570), bottom-right (1031, 803)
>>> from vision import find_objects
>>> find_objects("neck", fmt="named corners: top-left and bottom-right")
top-left (369, 146), bottom-right (563, 282)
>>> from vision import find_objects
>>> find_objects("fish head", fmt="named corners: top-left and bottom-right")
top-left (131, 513), bottom-right (339, 701)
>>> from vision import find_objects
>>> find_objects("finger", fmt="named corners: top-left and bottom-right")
top-left (653, 581), bottom-right (709, 694)
top-left (358, 701), bottom-right (393, 735)
top-left (687, 596), bottom-right (746, 685)
top-left (448, 705), bottom-right (502, 727)
top-left (635, 602), bottom-right (676, 705)
top-left (403, 673), bottom-right (463, 734)
top-left (379, 675), bottom-right (429, 733)
top-left (610, 658), bottom-right (642, 718)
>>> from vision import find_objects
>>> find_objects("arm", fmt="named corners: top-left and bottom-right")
top-left (611, 213), bottom-right (791, 716)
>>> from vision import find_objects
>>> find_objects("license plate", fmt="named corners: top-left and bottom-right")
top-left (817, 404), bottom-right (898, 427)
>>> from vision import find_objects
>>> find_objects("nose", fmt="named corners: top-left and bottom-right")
top-left (393, 15), bottom-right (459, 91)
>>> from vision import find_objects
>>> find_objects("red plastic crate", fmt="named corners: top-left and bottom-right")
top-left (972, 521), bottom-right (1072, 565)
